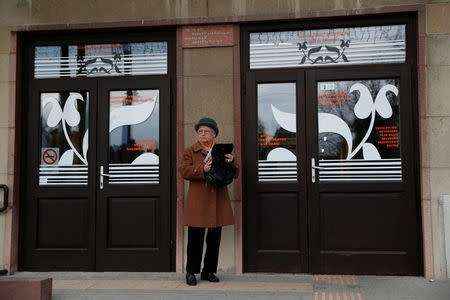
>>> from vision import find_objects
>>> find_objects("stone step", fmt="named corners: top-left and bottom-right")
top-left (0, 278), bottom-right (52, 300)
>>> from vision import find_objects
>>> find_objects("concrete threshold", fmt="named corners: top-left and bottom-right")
top-left (6, 272), bottom-right (450, 300)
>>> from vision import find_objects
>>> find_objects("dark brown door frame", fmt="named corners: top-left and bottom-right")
top-left (19, 29), bottom-right (177, 271)
top-left (240, 13), bottom-right (422, 274)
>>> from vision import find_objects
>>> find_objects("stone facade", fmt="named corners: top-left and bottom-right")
top-left (427, 2), bottom-right (450, 279)
top-left (0, 0), bottom-right (449, 278)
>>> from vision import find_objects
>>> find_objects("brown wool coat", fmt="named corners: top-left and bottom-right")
top-left (180, 141), bottom-right (237, 228)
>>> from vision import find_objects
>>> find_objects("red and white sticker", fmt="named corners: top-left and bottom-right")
top-left (41, 148), bottom-right (59, 165)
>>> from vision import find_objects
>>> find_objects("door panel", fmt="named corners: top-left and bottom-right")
top-left (107, 197), bottom-right (157, 248)
top-left (23, 76), bottom-right (172, 271)
top-left (258, 192), bottom-right (299, 249)
top-left (306, 66), bottom-right (420, 275)
top-left (96, 77), bottom-right (171, 271)
top-left (245, 71), bottom-right (308, 273)
top-left (23, 79), bottom-right (97, 271)
top-left (37, 198), bottom-right (89, 248)
top-left (245, 66), bottom-right (420, 274)
top-left (319, 193), bottom-right (404, 250)
top-left (22, 33), bottom-right (174, 272)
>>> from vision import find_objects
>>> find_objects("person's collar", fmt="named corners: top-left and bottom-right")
top-left (201, 140), bottom-right (215, 151)
top-left (193, 141), bottom-right (203, 152)
top-left (194, 140), bottom-right (215, 153)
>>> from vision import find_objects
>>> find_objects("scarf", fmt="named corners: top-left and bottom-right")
top-left (200, 140), bottom-right (215, 152)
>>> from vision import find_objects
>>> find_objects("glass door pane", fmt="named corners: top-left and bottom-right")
top-left (257, 82), bottom-right (297, 182)
top-left (108, 89), bottom-right (160, 185)
top-left (39, 91), bottom-right (89, 185)
top-left (316, 79), bottom-right (401, 182)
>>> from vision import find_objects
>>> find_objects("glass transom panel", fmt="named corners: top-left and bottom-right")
top-left (250, 24), bottom-right (406, 69)
top-left (35, 42), bottom-right (168, 79)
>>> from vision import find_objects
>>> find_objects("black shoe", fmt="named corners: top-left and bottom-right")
top-left (201, 271), bottom-right (220, 282)
top-left (186, 272), bottom-right (197, 286)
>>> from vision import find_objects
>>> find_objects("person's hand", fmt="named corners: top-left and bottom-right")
top-left (225, 154), bottom-right (234, 164)
top-left (204, 158), bottom-right (212, 173)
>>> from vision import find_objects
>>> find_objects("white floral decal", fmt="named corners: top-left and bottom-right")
top-left (319, 83), bottom-right (398, 160)
top-left (43, 93), bottom-right (88, 166)
top-left (268, 83), bottom-right (398, 161)
top-left (43, 92), bottom-right (159, 166)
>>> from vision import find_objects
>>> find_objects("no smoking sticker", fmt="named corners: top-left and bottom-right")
top-left (41, 148), bottom-right (59, 165)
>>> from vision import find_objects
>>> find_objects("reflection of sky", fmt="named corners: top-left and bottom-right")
top-left (257, 83), bottom-right (296, 137)
top-left (35, 46), bottom-right (61, 59)
top-left (109, 90), bottom-right (160, 150)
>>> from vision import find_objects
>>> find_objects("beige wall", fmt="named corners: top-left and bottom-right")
top-left (427, 2), bottom-right (450, 278)
top-left (1, 0), bottom-right (450, 276)
top-left (0, 0), bottom-right (434, 25)
top-left (182, 46), bottom-right (236, 272)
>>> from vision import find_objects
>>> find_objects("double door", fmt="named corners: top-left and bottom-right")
top-left (245, 66), bottom-right (421, 274)
top-left (22, 76), bottom-right (172, 271)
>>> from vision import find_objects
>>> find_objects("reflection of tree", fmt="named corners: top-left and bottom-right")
top-left (257, 120), bottom-right (266, 137)
top-left (319, 133), bottom-right (348, 160)
top-left (123, 44), bottom-right (131, 75)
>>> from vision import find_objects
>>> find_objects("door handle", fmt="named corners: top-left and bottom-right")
top-left (100, 166), bottom-right (112, 190)
top-left (0, 184), bottom-right (8, 213)
top-left (311, 158), bottom-right (325, 183)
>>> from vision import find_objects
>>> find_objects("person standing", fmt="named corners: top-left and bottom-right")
top-left (180, 117), bottom-right (238, 286)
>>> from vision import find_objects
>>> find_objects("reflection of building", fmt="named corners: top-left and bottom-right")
top-left (1, 0), bottom-right (450, 280)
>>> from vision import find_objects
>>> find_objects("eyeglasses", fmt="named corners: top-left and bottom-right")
top-left (198, 129), bottom-right (213, 134)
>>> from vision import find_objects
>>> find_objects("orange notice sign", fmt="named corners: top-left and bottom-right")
top-left (376, 126), bottom-right (399, 148)
top-left (259, 134), bottom-right (287, 146)
top-left (182, 25), bottom-right (234, 48)
top-left (126, 138), bottom-right (157, 151)
top-left (318, 93), bottom-right (351, 106)
top-left (110, 95), bottom-right (155, 103)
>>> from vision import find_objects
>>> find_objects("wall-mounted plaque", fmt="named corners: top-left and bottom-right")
top-left (182, 24), bottom-right (234, 48)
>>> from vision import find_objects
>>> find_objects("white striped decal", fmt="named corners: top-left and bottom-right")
top-left (39, 165), bottom-right (88, 185)
top-left (108, 164), bottom-right (159, 185)
top-left (318, 159), bottom-right (402, 182)
top-left (258, 160), bottom-right (297, 182)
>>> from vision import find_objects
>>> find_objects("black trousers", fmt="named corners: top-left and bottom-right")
top-left (186, 226), bottom-right (222, 274)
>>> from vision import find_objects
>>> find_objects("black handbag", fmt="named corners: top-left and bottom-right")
top-left (205, 144), bottom-right (237, 187)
